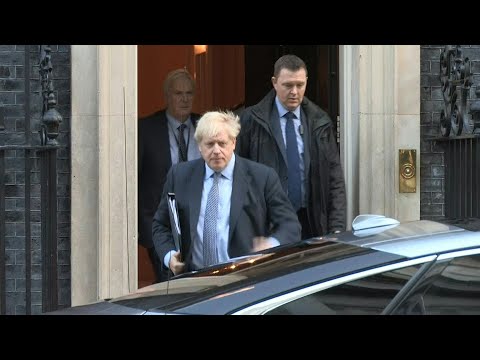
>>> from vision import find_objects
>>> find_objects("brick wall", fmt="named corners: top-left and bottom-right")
top-left (420, 45), bottom-right (480, 220)
top-left (0, 45), bottom-right (71, 314)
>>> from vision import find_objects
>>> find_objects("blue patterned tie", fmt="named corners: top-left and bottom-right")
top-left (285, 112), bottom-right (302, 211)
top-left (203, 172), bottom-right (220, 266)
top-left (178, 124), bottom-right (188, 162)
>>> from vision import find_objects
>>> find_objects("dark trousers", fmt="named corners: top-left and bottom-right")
top-left (297, 207), bottom-right (314, 240)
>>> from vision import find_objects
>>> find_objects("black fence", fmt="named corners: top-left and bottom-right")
top-left (0, 45), bottom-right (61, 314)
top-left (436, 46), bottom-right (480, 221)
top-left (442, 136), bottom-right (480, 219)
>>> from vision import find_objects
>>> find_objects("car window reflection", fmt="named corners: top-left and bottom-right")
top-left (266, 264), bottom-right (423, 315)
top-left (393, 253), bottom-right (480, 315)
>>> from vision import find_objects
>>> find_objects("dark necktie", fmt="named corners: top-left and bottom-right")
top-left (178, 123), bottom-right (188, 162)
top-left (203, 172), bottom-right (220, 267)
top-left (285, 111), bottom-right (302, 211)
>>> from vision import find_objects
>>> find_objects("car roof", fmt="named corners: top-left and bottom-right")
top-left (169, 219), bottom-right (480, 286)
top-left (332, 219), bottom-right (480, 258)
top-left (116, 241), bottom-right (402, 313)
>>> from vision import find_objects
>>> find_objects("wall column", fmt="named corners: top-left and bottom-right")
top-left (71, 45), bottom-right (138, 306)
top-left (340, 45), bottom-right (420, 226)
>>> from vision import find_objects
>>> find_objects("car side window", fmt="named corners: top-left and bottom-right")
top-left (396, 254), bottom-right (480, 315)
top-left (265, 264), bottom-right (422, 315)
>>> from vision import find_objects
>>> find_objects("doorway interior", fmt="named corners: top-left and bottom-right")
top-left (137, 45), bottom-right (339, 287)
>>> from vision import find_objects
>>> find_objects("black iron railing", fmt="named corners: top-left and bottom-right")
top-left (438, 136), bottom-right (480, 219)
top-left (439, 45), bottom-right (480, 137)
top-left (0, 45), bottom-right (62, 314)
top-left (437, 45), bottom-right (480, 220)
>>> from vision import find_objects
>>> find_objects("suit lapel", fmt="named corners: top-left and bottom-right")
top-left (270, 105), bottom-right (288, 167)
top-left (189, 160), bottom-right (205, 240)
top-left (229, 157), bottom-right (249, 240)
top-left (159, 111), bottom-right (173, 168)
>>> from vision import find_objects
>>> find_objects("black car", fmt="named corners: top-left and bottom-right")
top-left (49, 215), bottom-right (480, 315)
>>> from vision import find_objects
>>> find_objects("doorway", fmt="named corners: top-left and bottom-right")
top-left (137, 45), bottom-right (339, 287)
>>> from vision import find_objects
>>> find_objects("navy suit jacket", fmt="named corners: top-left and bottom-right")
top-left (138, 109), bottom-right (200, 248)
top-left (152, 155), bottom-right (301, 271)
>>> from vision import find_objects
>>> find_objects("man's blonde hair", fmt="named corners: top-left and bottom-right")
top-left (194, 110), bottom-right (241, 143)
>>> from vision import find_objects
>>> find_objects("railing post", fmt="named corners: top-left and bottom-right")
top-left (439, 45), bottom-right (475, 137)
top-left (24, 45), bottom-right (32, 314)
top-left (0, 106), bottom-right (5, 315)
top-left (39, 46), bottom-right (62, 146)
top-left (39, 45), bottom-right (62, 312)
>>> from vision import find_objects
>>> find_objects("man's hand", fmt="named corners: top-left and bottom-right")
top-left (169, 251), bottom-right (185, 275)
top-left (252, 236), bottom-right (276, 252)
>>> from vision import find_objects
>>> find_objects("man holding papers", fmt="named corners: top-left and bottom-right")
top-left (152, 110), bottom-right (301, 276)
